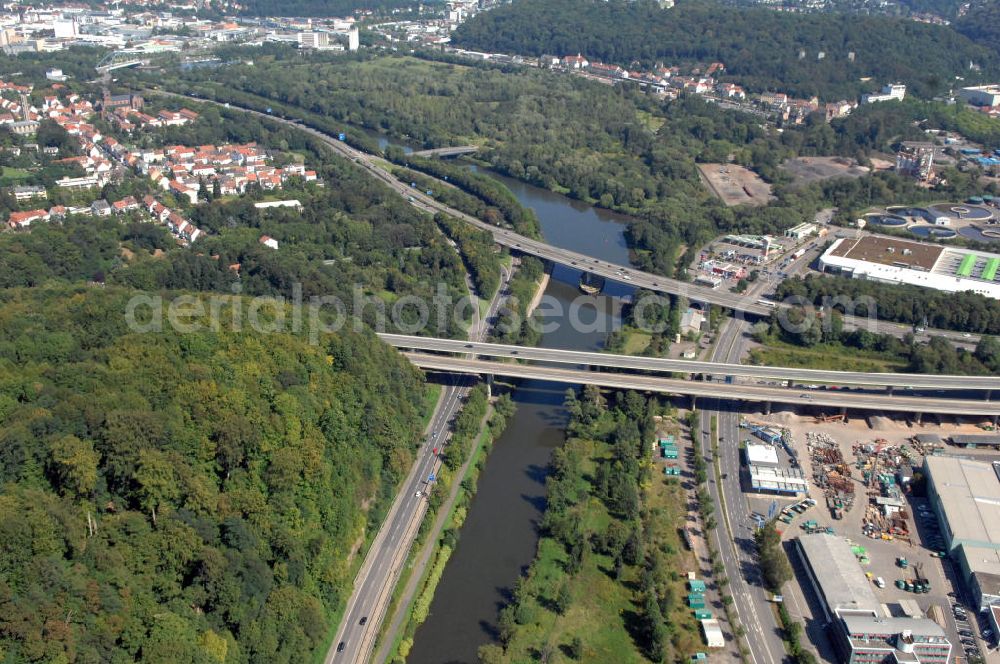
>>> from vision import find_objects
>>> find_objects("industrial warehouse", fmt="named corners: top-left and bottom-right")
top-left (796, 533), bottom-right (952, 663)
top-left (923, 456), bottom-right (1000, 610)
top-left (818, 235), bottom-right (1000, 299)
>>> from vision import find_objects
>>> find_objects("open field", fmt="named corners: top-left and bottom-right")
top-left (697, 163), bottom-right (772, 207)
top-left (780, 156), bottom-right (870, 187)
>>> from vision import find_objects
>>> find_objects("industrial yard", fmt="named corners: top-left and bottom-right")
top-left (735, 410), bottom-right (998, 663)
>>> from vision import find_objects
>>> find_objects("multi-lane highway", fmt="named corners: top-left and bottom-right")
top-left (324, 244), bottom-right (515, 664)
top-left (157, 92), bottom-right (984, 346)
top-left (402, 354), bottom-right (1000, 416)
top-left (700, 319), bottom-right (787, 664)
top-left (378, 334), bottom-right (998, 391)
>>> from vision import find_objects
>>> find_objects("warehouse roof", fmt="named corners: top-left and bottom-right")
top-left (749, 466), bottom-right (808, 494)
top-left (827, 235), bottom-right (944, 271)
top-left (924, 456), bottom-right (1000, 551)
top-left (797, 534), bottom-right (880, 617)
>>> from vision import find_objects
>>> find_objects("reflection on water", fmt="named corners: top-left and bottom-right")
top-left (406, 171), bottom-right (635, 664)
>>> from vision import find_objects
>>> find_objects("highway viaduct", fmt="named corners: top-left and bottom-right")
top-left (399, 353), bottom-right (1000, 418)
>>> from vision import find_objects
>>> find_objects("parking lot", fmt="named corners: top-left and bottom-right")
top-left (739, 414), bottom-right (997, 663)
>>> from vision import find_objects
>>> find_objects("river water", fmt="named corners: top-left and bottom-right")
top-left (406, 168), bottom-right (636, 664)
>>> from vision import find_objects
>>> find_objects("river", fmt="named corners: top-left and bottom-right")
top-left (406, 168), bottom-right (636, 664)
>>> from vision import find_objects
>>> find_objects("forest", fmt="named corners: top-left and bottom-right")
top-left (955, 2), bottom-right (1000, 57)
top-left (451, 0), bottom-right (999, 99)
top-left (0, 285), bottom-right (430, 663)
top-left (136, 52), bottom-right (1000, 284)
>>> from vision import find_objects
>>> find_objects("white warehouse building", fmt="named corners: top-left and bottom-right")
top-left (818, 235), bottom-right (1000, 299)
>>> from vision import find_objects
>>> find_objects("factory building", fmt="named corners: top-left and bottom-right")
top-left (959, 85), bottom-right (1000, 108)
top-left (923, 456), bottom-right (1000, 610)
top-left (796, 534), bottom-right (952, 663)
top-left (818, 235), bottom-right (1000, 300)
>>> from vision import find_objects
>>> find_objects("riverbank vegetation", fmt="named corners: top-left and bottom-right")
top-left (388, 388), bottom-right (515, 663)
top-left (0, 285), bottom-right (432, 663)
top-left (478, 388), bottom-right (702, 663)
top-left (139, 53), bottom-right (1000, 284)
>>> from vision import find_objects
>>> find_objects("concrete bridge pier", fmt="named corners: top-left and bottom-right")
top-left (485, 373), bottom-right (494, 398)
top-left (987, 389), bottom-right (992, 402)
top-left (914, 411), bottom-right (923, 425)
top-left (887, 385), bottom-right (894, 396)
top-left (840, 406), bottom-right (847, 423)
top-left (690, 395), bottom-right (697, 410)
top-left (764, 401), bottom-right (772, 415)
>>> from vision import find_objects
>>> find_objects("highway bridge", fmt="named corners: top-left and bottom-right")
top-left (95, 51), bottom-right (148, 74)
top-left (151, 93), bottom-right (981, 346)
top-left (401, 354), bottom-right (1000, 417)
top-left (378, 334), bottom-right (997, 391)
top-left (410, 145), bottom-right (479, 158)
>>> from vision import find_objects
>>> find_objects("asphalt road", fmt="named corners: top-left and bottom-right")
top-left (403, 354), bottom-right (1000, 416)
top-left (377, 334), bottom-right (998, 391)
top-left (326, 380), bottom-right (466, 664)
top-left (701, 318), bottom-right (791, 663)
top-left (154, 92), bottom-right (982, 348)
top-left (325, 264), bottom-right (514, 664)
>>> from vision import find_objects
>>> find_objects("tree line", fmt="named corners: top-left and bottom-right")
top-left (452, 0), bottom-right (999, 99)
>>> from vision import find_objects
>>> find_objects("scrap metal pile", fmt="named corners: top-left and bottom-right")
top-left (855, 439), bottom-right (913, 542)
top-left (806, 431), bottom-right (854, 519)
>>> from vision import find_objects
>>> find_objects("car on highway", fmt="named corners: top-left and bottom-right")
top-left (359, 616), bottom-right (368, 626)
top-left (337, 642), bottom-right (346, 653)
top-left (800, 394), bottom-right (811, 399)
top-left (414, 490), bottom-right (422, 498)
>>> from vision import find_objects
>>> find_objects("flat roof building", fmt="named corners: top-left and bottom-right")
top-left (819, 235), bottom-right (1000, 300)
top-left (796, 533), bottom-right (951, 662)
top-left (959, 85), bottom-right (1000, 108)
top-left (746, 443), bottom-right (779, 468)
top-left (923, 456), bottom-right (1000, 609)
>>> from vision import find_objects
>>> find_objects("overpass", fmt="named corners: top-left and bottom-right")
top-left (410, 145), bottom-right (479, 158)
top-left (401, 354), bottom-right (1000, 417)
top-left (378, 334), bottom-right (997, 392)
top-left (96, 51), bottom-right (148, 74)
top-left (150, 93), bottom-right (980, 345)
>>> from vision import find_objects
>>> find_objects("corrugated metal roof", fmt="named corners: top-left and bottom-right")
top-left (798, 534), bottom-right (880, 617)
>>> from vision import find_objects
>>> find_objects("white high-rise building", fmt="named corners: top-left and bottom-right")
top-left (348, 27), bottom-right (359, 51)
top-left (298, 31), bottom-right (329, 49)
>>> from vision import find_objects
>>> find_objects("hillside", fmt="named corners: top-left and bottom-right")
top-left (452, 0), bottom-right (999, 99)
top-left (955, 3), bottom-right (1000, 57)
top-left (0, 286), bottom-right (429, 663)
